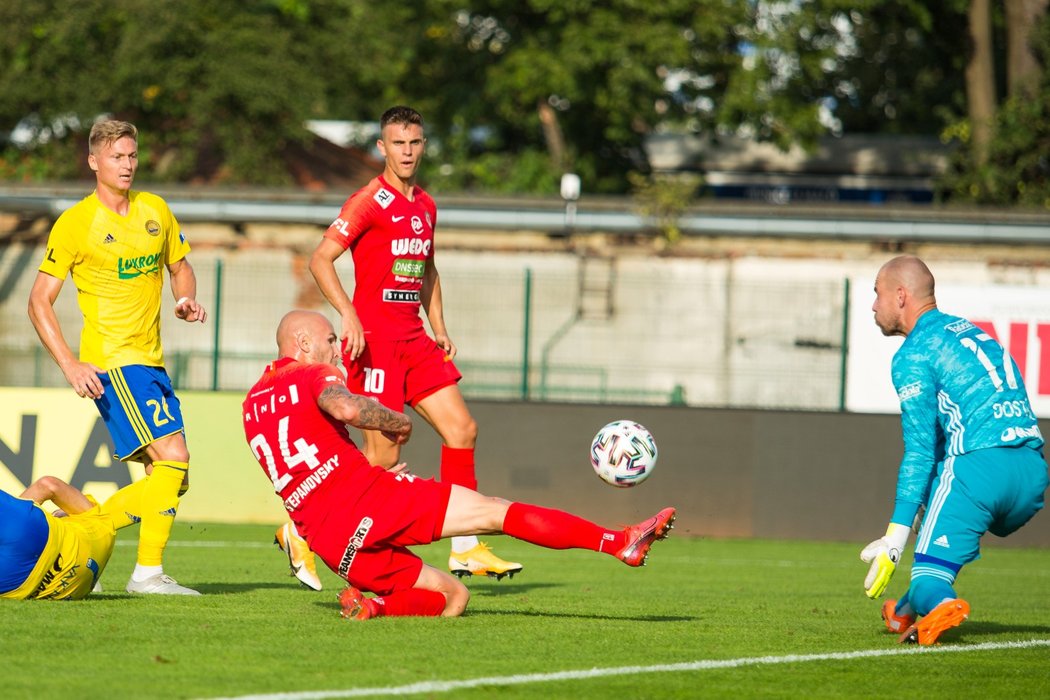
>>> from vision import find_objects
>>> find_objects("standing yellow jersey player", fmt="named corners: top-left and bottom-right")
top-left (28, 119), bottom-right (206, 595)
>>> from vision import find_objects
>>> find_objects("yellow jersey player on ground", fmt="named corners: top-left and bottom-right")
top-left (0, 477), bottom-right (145, 600)
top-left (28, 119), bottom-right (206, 596)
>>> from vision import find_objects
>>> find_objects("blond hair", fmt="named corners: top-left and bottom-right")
top-left (88, 120), bottom-right (137, 154)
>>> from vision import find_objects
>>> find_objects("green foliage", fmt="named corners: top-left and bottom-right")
top-left (423, 148), bottom-right (560, 195)
top-left (3, 524), bottom-right (1050, 698)
top-left (628, 172), bottom-right (702, 245)
top-left (0, 1), bottom-right (1039, 198)
top-left (940, 14), bottom-right (1050, 207)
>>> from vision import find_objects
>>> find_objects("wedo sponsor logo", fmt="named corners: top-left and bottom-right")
top-left (118, 253), bottom-right (162, 279)
top-left (392, 259), bottom-right (425, 278)
top-left (390, 238), bottom-right (431, 256)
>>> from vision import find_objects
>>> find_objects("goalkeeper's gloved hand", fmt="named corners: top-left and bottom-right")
top-left (859, 522), bottom-right (910, 599)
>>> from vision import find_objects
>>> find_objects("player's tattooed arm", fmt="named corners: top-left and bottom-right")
top-left (318, 384), bottom-right (412, 441)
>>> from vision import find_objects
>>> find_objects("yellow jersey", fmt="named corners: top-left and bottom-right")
top-left (0, 498), bottom-right (116, 601)
top-left (39, 190), bottom-right (191, 369)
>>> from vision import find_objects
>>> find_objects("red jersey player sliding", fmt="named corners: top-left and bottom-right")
top-left (243, 310), bottom-right (676, 619)
top-left (301, 105), bottom-right (520, 583)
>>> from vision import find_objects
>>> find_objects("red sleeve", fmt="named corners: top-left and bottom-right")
top-left (323, 189), bottom-right (380, 250)
top-left (304, 363), bottom-right (348, 404)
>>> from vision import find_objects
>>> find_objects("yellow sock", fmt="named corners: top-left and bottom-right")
top-left (137, 461), bottom-right (188, 567)
top-left (100, 478), bottom-right (148, 530)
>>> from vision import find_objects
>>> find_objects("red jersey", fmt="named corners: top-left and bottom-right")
top-left (241, 358), bottom-right (382, 520)
top-left (323, 176), bottom-right (437, 341)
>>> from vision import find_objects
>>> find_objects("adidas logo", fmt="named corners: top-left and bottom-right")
top-left (103, 233), bottom-right (116, 244)
top-left (933, 534), bottom-right (950, 548)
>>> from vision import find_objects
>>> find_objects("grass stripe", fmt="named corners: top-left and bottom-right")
top-left (202, 638), bottom-right (1050, 700)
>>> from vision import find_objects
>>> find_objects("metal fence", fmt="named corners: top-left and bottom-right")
top-left (0, 244), bottom-right (850, 410)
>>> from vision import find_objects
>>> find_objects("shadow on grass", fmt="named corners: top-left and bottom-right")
top-left (308, 598), bottom-right (694, 623)
top-left (959, 621), bottom-right (1050, 638)
top-left (87, 581), bottom-right (304, 597)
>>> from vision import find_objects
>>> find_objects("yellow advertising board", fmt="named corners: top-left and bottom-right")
top-left (0, 387), bottom-right (285, 524)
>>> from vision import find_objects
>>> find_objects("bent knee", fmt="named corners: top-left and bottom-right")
top-left (442, 582), bottom-right (470, 617)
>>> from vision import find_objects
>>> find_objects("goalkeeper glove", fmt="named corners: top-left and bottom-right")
top-left (859, 522), bottom-right (910, 599)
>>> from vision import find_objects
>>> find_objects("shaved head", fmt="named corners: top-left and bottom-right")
top-left (872, 255), bottom-right (938, 337)
top-left (276, 310), bottom-right (341, 367)
top-left (878, 255), bottom-right (935, 303)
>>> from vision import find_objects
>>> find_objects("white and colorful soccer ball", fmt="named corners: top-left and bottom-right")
top-left (589, 420), bottom-right (658, 487)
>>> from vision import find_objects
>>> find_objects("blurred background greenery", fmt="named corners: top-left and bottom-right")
top-left (2, 0), bottom-right (1049, 205)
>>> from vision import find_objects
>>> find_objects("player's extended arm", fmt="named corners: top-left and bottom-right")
top-left (309, 238), bottom-right (365, 360)
top-left (317, 383), bottom-right (412, 445)
top-left (420, 259), bottom-right (457, 360)
top-left (20, 476), bottom-right (93, 515)
top-left (27, 271), bottom-right (105, 399)
top-left (167, 258), bottom-right (207, 323)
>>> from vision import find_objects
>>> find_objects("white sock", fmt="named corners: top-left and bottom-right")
top-left (451, 535), bottom-right (479, 553)
top-left (132, 564), bottom-right (163, 582)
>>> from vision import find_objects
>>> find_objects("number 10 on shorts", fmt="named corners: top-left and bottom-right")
top-left (363, 367), bottom-right (385, 394)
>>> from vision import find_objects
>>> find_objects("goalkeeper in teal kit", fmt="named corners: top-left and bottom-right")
top-left (863, 255), bottom-right (1048, 645)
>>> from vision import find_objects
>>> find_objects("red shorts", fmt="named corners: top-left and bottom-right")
top-left (344, 334), bottom-right (462, 410)
top-left (299, 467), bottom-right (452, 595)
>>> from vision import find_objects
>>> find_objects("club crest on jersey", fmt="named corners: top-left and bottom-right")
top-left (145, 220), bottom-right (161, 236)
top-left (373, 188), bottom-right (395, 209)
top-left (411, 216), bottom-right (425, 235)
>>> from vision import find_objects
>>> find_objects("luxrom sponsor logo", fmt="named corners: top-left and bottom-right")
top-left (383, 289), bottom-right (420, 304)
top-left (392, 259), bottom-right (425, 278)
top-left (338, 516), bottom-right (374, 577)
top-left (118, 253), bottom-right (162, 279)
top-left (390, 238), bottom-right (431, 256)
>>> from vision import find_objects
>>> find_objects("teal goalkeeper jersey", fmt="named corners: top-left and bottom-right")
top-left (890, 308), bottom-right (1044, 524)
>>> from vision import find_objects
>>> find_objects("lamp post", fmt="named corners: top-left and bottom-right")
top-left (560, 172), bottom-right (580, 232)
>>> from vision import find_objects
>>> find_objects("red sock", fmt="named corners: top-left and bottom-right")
top-left (370, 589), bottom-right (446, 617)
top-left (502, 502), bottom-right (626, 555)
top-left (440, 445), bottom-right (477, 491)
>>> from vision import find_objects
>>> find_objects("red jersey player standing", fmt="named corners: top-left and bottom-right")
top-left (244, 310), bottom-right (676, 620)
top-left (288, 105), bottom-right (520, 583)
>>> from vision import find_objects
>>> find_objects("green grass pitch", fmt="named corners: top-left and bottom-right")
top-left (1, 523), bottom-right (1049, 699)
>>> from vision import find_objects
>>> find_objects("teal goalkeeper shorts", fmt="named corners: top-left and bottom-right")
top-left (914, 446), bottom-right (1048, 571)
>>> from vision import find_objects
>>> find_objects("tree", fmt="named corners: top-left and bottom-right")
top-left (0, 0), bottom-right (344, 184)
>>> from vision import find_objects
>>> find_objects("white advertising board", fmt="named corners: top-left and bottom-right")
top-left (846, 279), bottom-right (1050, 417)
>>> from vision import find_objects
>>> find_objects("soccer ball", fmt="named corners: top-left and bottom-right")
top-left (589, 420), bottom-right (658, 488)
